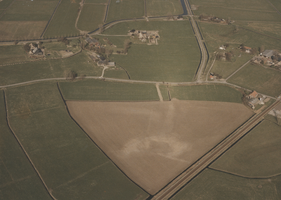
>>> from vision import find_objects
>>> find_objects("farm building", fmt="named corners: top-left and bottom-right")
top-left (244, 46), bottom-right (251, 53)
top-left (128, 30), bottom-right (160, 44)
top-left (248, 90), bottom-right (258, 99)
top-left (262, 50), bottom-right (275, 59)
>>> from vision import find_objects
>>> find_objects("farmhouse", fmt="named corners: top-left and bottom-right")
top-left (244, 46), bottom-right (251, 53)
top-left (29, 43), bottom-right (43, 56)
top-left (85, 37), bottom-right (100, 48)
top-left (248, 90), bottom-right (258, 99)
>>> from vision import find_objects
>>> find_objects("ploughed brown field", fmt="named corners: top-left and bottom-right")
top-left (67, 99), bottom-right (253, 194)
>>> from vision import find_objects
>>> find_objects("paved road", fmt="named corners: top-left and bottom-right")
top-left (183, 0), bottom-right (208, 82)
top-left (151, 99), bottom-right (280, 200)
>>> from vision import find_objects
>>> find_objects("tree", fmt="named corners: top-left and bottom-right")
top-left (67, 70), bottom-right (77, 80)
top-left (23, 43), bottom-right (31, 52)
top-left (259, 45), bottom-right (265, 54)
top-left (124, 40), bottom-right (132, 54)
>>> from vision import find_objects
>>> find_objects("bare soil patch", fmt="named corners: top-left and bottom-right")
top-left (66, 99), bottom-right (253, 194)
top-left (0, 21), bottom-right (47, 40)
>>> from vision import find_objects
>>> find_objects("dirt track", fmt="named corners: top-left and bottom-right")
top-left (67, 99), bottom-right (253, 194)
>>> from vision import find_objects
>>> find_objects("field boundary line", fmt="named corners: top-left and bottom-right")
top-left (205, 52), bottom-right (217, 81)
top-left (265, 0), bottom-right (281, 16)
top-left (155, 83), bottom-right (163, 102)
top-left (40, 0), bottom-right (63, 38)
top-left (2, 90), bottom-right (57, 200)
top-left (226, 60), bottom-right (251, 81)
top-left (0, 0), bottom-right (16, 20)
top-left (208, 167), bottom-right (281, 179)
top-left (103, 0), bottom-right (110, 23)
top-left (56, 83), bottom-right (150, 196)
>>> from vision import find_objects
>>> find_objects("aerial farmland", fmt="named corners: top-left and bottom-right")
top-left (0, 0), bottom-right (281, 199)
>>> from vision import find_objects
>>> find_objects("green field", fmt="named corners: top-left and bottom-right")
top-left (171, 169), bottom-right (281, 200)
top-left (104, 21), bottom-right (200, 82)
top-left (146, 0), bottom-right (183, 17)
top-left (106, 0), bottom-right (144, 23)
top-left (77, 4), bottom-right (106, 31)
top-left (228, 63), bottom-right (281, 97)
top-left (269, 0), bottom-right (281, 12)
top-left (189, 0), bottom-right (281, 22)
top-left (168, 84), bottom-right (243, 103)
top-left (0, 0), bottom-right (58, 21)
top-left (59, 79), bottom-right (159, 101)
top-left (5, 82), bottom-right (149, 200)
top-left (0, 91), bottom-right (52, 200)
top-left (104, 68), bottom-right (129, 79)
top-left (44, 0), bottom-right (80, 38)
top-left (0, 0), bottom-right (14, 9)
top-left (210, 120), bottom-right (281, 177)
top-left (0, 52), bottom-right (102, 86)
top-left (0, 45), bottom-right (29, 65)
top-left (198, 22), bottom-right (281, 55)
top-left (211, 53), bottom-right (252, 79)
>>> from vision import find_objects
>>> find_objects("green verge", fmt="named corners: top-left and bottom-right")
top-left (85, 0), bottom-right (107, 3)
top-left (0, 0), bottom-right (59, 21)
top-left (168, 84), bottom-right (243, 103)
top-left (171, 169), bottom-right (281, 200)
top-left (159, 85), bottom-right (170, 101)
top-left (106, 0), bottom-right (144, 23)
top-left (228, 63), bottom-right (281, 97)
top-left (6, 82), bottom-right (149, 200)
top-left (43, 0), bottom-right (80, 38)
top-left (0, 52), bottom-right (102, 86)
top-left (59, 79), bottom-right (159, 101)
top-left (104, 21), bottom-right (200, 82)
top-left (210, 120), bottom-right (281, 177)
top-left (104, 68), bottom-right (129, 79)
top-left (0, 45), bottom-right (29, 65)
top-left (0, 91), bottom-right (52, 200)
top-left (77, 4), bottom-right (106, 32)
top-left (146, 0), bottom-right (183, 17)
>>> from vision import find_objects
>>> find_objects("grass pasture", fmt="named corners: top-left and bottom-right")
top-left (59, 79), bottom-right (159, 101)
top-left (171, 169), bottom-right (281, 200)
top-left (5, 82), bottom-right (148, 200)
top-left (0, 21), bottom-right (47, 41)
top-left (211, 52), bottom-right (252, 79)
top-left (43, 0), bottom-right (80, 38)
top-left (146, 0), bottom-right (183, 17)
top-left (104, 68), bottom-right (129, 79)
top-left (210, 120), bottom-right (281, 177)
top-left (105, 21), bottom-right (200, 82)
top-left (0, 45), bottom-right (28, 65)
top-left (77, 4), bottom-right (106, 32)
top-left (0, 52), bottom-right (102, 86)
top-left (0, 0), bottom-right (58, 21)
top-left (189, 0), bottom-right (281, 22)
top-left (228, 63), bottom-right (281, 97)
top-left (168, 84), bottom-right (243, 103)
top-left (0, 92), bottom-right (52, 200)
top-left (106, 0), bottom-right (144, 23)
top-left (0, 0), bottom-right (14, 9)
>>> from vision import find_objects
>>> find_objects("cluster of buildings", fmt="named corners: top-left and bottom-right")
top-left (252, 50), bottom-right (281, 68)
top-left (128, 30), bottom-right (160, 44)
top-left (247, 90), bottom-right (267, 109)
top-left (199, 15), bottom-right (229, 24)
top-left (29, 43), bottom-right (43, 56)
top-left (88, 52), bottom-right (115, 67)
